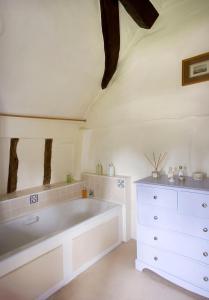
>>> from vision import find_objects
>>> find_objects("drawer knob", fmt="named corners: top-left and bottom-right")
top-left (153, 195), bottom-right (158, 200)
top-left (153, 216), bottom-right (158, 220)
top-left (203, 251), bottom-right (208, 257)
top-left (202, 203), bottom-right (208, 208)
top-left (154, 236), bottom-right (158, 241)
top-left (203, 276), bottom-right (209, 282)
top-left (203, 227), bottom-right (208, 233)
top-left (154, 256), bottom-right (158, 261)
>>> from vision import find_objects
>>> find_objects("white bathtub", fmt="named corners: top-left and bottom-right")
top-left (0, 198), bottom-right (118, 259)
top-left (0, 198), bottom-right (122, 300)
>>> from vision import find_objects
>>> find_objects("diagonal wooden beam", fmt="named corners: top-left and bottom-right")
top-left (119, 0), bottom-right (159, 29)
top-left (100, 0), bottom-right (120, 89)
top-left (7, 138), bottom-right (19, 193)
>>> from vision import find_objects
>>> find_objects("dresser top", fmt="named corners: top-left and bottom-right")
top-left (135, 175), bottom-right (209, 192)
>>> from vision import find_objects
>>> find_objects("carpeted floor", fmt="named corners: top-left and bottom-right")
top-left (49, 240), bottom-right (207, 300)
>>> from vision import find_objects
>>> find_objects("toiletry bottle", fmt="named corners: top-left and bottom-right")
top-left (178, 165), bottom-right (184, 181)
top-left (98, 161), bottom-right (103, 175)
top-left (167, 167), bottom-right (173, 179)
top-left (89, 189), bottom-right (94, 198)
top-left (108, 162), bottom-right (115, 177)
top-left (82, 186), bottom-right (88, 198)
top-left (66, 173), bottom-right (73, 184)
top-left (168, 167), bottom-right (174, 182)
top-left (96, 163), bottom-right (100, 175)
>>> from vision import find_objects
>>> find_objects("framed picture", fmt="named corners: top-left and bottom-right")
top-left (182, 52), bottom-right (209, 86)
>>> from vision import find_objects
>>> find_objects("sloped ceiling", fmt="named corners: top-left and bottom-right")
top-left (0, 0), bottom-right (163, 118)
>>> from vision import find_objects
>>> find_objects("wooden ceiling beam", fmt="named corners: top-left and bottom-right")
top-left (99, 0), bottom-right (159, 89)
top-left (100, 0), bottom-right (120, 89)
top-left (119, 0), bottom-right (159, 29)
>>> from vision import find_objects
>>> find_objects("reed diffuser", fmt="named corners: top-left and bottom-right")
top-left (144, 152), bottom-right (167, 178)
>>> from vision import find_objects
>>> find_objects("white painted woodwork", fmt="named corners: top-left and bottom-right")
top-left (138, 225), bottom-right (209, 265)
top-left (136, 178), bottom-right (209, 298)
top-left (140, 244), bottom-right (209, 292)
top-left (178, 191), bottom-right (209, 219)
top-left (0, 198), bottom-right (122, 299)
top-left (138, 186), bottom-right (177, 209)
top-left (72, 217), bottom-right (119, 271)
top-left (0, 247), bottom-right (63, 300)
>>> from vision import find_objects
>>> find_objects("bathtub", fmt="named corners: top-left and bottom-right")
top-left (0, 198), bottom-right (122, 300)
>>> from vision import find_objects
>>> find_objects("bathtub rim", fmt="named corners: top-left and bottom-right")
top-left (0, 197), bottom-right (118, 226)
top-left (0, 181), bottom-right (84, 203)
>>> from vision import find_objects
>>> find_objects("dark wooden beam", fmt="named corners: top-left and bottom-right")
top-left (100, 0), bottom-right (120, 89)
top-left (119, 0), bottom-right (159, 29)
top-left (43, 139), bottom-right (53, 185)
top-left (7, 138), bottom-right (19, 193)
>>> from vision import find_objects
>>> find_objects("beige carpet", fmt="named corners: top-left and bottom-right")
top-left (49, 240), bottom-right (207, 300)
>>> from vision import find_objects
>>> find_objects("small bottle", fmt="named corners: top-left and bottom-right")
top-left (98, 161), bottom-right (103, 175)
top-left (66, 173), bottom-right (73, 184)
top-left (167, 167), bottom-right (174, 182)
top-left (108, 162), bottom-right (115, 177)
top-left (96, 163), bottom-right (100, 175)
top-left (178, 165), bottom-right (184, 181)
top-left (96, 161), bottom-right (103, 175)
top-left (81, 186), bottom-right (88, 198)
top-left (89, 189), bottom-right (94, 198)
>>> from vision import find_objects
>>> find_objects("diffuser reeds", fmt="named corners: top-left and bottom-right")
top-left (144, 152), bottom-right (167, 172)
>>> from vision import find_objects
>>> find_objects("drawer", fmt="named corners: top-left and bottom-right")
top-left (138, 225), bottom-right (209, 265)
top-left (139, 244), bottom-right (209, 291)
top-left (138, 205), bottom-right (209, 241)
top-left (138, 205), bottom-right (178, 233)
top-left (179, 191), bottom-right (209, 219)
top-left (138, 185), bottom-right (177, 209)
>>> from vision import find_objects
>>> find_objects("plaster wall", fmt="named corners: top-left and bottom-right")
top-left (0, 0), bottom-right (139, 193)
top-left (0, 117), bottom-right (80, 194)
top-left (0, 0), bottom-right (138, 118)
top-left (81, 0), bottom-right (209, 238)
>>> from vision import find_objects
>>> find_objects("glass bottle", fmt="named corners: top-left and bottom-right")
top-left (168, 167), bottom-right (174, 182)
top-left (178, 165), bottom-right (184, 181)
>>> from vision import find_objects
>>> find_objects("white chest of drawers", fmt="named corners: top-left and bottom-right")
top-left (135, 176), bottom-right (209, 298)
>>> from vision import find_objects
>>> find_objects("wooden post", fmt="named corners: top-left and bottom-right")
top-left (43, 139), bottom-right (53, 185)
top-left (7, 138), bottom-right (19, 193)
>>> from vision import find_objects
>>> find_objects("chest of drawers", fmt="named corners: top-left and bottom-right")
top-left (135, 176), bottom-right (209, 298)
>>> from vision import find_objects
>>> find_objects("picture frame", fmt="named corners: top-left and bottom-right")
top-left (182, 52), bottom-right (209, 86)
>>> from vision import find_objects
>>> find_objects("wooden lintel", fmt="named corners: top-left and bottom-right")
top-left (0, 113), bottom-right (86, 123)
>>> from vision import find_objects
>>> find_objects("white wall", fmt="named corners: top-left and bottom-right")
top-left (81, 0), bottom-right (209, 238)
top-left (1, 0), bottom-right (209, 238)
top-left (0, 0), bottom-right (103, 118)
top-left (0, 0), bottom-right (139, 194)
top-left (0, 0), bottom-right (138, 118)
top-left (0, 116), bottom-right (81, 194)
